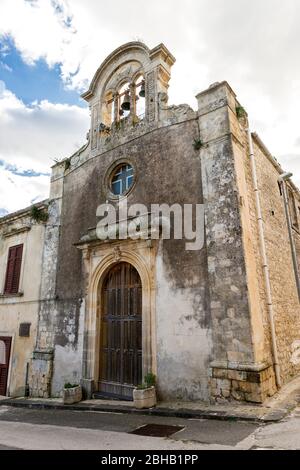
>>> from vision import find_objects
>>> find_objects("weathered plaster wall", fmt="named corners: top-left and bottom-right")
top-left (51, 299), bottom-right (85, 395)
top-left (29, 164), bottom-right (86, 397)
top-left (0, 213), bottom-right (45, 396)
top-left (155, 242), bottom-right (212, 401)
top-left (50, 118), bottom-right (213, 399)
top-left (56, 119), bottom-right (203, 297)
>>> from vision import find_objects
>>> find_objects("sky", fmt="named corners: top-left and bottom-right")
top-left (0, 0), bottom-right (299, 215)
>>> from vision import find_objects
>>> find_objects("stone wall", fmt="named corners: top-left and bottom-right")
top-left (29, 169), bottom-right (65, 397)
top-left (210, 364), bottom-right (276, 403)
top-left (246, 135), bottom-right (300, 383)
top-left (196, 81), bottom-right (300, 403)
top-left (196, 82), bottom-right (267, 403)
top-left (219, 99), bottom-right (300, 401)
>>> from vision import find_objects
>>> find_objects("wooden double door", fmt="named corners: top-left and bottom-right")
top-left (0, 337), bottom-right (11, 396)
top-left (99, 262), bottom-right (142, 400)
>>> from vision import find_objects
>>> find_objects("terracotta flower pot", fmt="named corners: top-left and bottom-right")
top-left (133, 386), bottom-right (156, 409)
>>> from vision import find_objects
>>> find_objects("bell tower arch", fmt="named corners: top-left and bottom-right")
top-left (81, 42), bottom-right (175, 148)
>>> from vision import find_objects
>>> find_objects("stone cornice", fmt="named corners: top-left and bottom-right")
top-left (0, 201), bottom-right (48, 225)
top-left (2, 226), bottom-right (31, 238)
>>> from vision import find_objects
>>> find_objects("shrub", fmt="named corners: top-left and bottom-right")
top-left (144, 372), bottom-right (156, 387)
top-left (64, 158), bottom-right (71, 171)
top-left (236, 106), bottom-right (246, 119)
top-left (136, 372), bottom-right (156, 390)
top-left (30, 205), bottom-right (48, 223)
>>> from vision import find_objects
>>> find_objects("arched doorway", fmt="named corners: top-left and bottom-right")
top-left (98, 262), bottom-right (142, 399)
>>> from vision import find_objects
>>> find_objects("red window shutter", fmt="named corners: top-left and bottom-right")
top-left (11, 244), bottom-right (23, 293)
top-left (4, 246), bottom-right (16, 294)
top-left (4, 244), bottom-right (23, 294)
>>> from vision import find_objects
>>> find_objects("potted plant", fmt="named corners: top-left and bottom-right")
top-left (133, 373), bottom-right (156, 409)
top-left (63, 383), bottom-right (82, 405)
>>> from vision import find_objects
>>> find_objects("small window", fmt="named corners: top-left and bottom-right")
top-left (111, 164), bottom-right (134, 196)
top-left (19, 323), bottom-right (31, 337)
top-left (4, 244), bottom-right (23, 294)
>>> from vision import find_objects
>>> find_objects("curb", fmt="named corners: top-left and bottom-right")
top-left (0, 399), bottom-right (288, 423)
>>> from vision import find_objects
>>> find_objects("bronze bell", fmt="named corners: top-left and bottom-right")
top-left (139, 80), bottom-right (145, 97)
top-left (121, 90), bottom-right (130, 111)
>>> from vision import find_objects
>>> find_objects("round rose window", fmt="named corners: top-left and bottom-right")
top-left (111, 164), bottom-right (134, 196)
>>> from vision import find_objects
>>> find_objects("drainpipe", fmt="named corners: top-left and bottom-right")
top-left (278, 173), bottom-right (300, 302)
top-left (247, 128), bottom-right (281, 388)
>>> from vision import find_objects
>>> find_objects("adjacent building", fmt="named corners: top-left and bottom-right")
top-left (0, 202), bottom-right (47, 396)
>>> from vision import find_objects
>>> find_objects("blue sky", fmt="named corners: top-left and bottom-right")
top-left (0, 36), bottom-right (83, 107)
top-left (0, 0), bottom-right (299, 215)
top-left (0, 0), bottom-right (91, 214)
top-left (0, 36), bottom-right (87, 215)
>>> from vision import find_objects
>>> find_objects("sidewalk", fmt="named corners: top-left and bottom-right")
top-left (1, 375), bottom-right (300, 423)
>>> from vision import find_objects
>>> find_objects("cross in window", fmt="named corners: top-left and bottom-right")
top-left (111, 164), bottom-right (133, 195)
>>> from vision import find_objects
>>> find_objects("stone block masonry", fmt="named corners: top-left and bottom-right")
top-left (210, 364), bottom-right (276, 403)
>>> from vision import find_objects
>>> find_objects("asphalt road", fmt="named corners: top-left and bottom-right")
top-left (0, 405), bottom-right (299, 450)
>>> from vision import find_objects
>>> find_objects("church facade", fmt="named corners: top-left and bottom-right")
top-left (1, 42), bottom-right (300, 403)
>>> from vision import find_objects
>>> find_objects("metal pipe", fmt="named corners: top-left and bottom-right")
top-left (278, 174), bottom-right (300, 302)
top-left (247, 128), bottom-right (281, 388)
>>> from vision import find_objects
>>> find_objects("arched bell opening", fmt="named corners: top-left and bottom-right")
top-left (134, 74), bottom-right (145, 120)
top-left (115, 75), bottom-right (145, 122)
top-left (118, 81), bottom-right (131, 120)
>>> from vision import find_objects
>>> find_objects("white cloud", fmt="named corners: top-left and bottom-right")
top-left (0, 81), bottom-right (89, 212)
top-left (0, 166), bottom-right (50, 213)
top-left (0, 0), bottom-right (75, 68)
top-left (278, 155), bottom-right (300, 189)
top-left (0, 81), bottom-right (89, 172)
